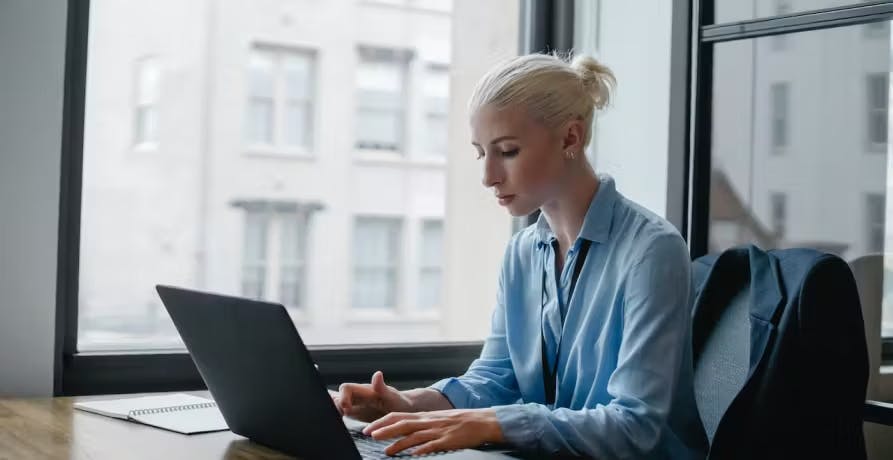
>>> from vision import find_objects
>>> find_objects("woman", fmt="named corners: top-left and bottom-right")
top-left (334, 53), bottom-right (707, 459)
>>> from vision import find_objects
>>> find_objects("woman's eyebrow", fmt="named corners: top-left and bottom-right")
top-left (471, 135), bottom-right (519, 147)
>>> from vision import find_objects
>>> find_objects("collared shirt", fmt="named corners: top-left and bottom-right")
top-left (431, 175), bottom-right (708, 459)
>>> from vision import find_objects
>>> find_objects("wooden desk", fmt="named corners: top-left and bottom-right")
top-left (0, 393), bottom-right (293, 459)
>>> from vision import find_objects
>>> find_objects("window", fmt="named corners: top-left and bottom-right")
top-left (703, 21), bottom-right (893, 347)
top-left (245, 47), bottom-right (315, 151)
top-left (867, 193), bottom-right (886, 254)
top-left (423, 64), bottom-right (450, 156)
top-left (770, 82), bottom-right (789, 152)
top-left (353, 217), bottom-right (402, 309)
top-left (355, 47), bottom-right (410, 151)
top-left (770, 192), bottom-right (787, 239)
top-left (69, 0), bottom-right (521, 386)
top-left (865, 19), bottom-right (890, 38)
top-left (418, 220), bottom-right (444, 309)
top-left (241, 210), bottom-right (269, 299)
top-left (238, 203), bottom-right (313, 309)
top-left (770, 0), bottom-right (792, 51)
top-left (134, 56), bottom-right (160, 146)
top-left (867, 72), bottom-right (889, 150)
top-left (279, 213), bottom-right (307, 308)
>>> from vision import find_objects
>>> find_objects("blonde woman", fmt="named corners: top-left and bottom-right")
top-left (334, 53), bottom-right (707, 459)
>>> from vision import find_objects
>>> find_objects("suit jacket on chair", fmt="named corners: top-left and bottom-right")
top-left (692, 245), bottom-right (868, 459)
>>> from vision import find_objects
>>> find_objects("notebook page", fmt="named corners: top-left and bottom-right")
top-left (129, 405), bottom-right (229, 434)
top-left (74, 393), bottom-right (213, 420)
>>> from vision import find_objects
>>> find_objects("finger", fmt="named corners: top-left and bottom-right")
top-left (411, 439), bottom-right (452, 456)
top-left (370, 419), bottom-right (433, 440)
top-left (371, 371), bottom-right (387, 394)
top-left (384, 429), bottom-right (440, 456)
top-left (362, 411), bottom-right (412, 436)
top-left (338, 383), bottom-right (374, 413)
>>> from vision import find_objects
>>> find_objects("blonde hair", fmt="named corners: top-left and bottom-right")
top-left (469, 52), bottom-right (616, 148)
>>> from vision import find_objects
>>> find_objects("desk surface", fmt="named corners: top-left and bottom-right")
top-left (0, 392), bottom-right (292, 459)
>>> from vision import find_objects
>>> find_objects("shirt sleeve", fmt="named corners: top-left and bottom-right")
top-left (429, 259), bottom-right (522, 409)
top-left (492, 234), bottom-right (694, 458)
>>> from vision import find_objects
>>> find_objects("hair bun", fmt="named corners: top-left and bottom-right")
top-left (571, 55), bottom-right (616, 110)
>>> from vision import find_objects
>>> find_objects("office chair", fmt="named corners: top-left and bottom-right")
top-left (690, 246), bottom-right (893, 460)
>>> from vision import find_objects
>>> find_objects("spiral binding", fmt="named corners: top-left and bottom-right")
top-left (128, 401), bottom-right (217, 418)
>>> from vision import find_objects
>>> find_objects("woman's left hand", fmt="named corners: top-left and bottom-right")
top-left (361, 408), bottom-right (505, 456)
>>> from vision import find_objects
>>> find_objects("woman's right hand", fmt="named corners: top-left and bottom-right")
top-left (333, 371), bottom-right (414, 422)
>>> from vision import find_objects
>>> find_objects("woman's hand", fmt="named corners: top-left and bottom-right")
top-left (332, 371), bottom-right (414, 422)
top-left (361, 409), bottom-right (505, 456)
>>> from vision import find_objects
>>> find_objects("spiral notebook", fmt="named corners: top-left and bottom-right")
top-left (73, 393), bottom-right (229, 434)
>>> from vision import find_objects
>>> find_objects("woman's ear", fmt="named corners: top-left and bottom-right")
top-left (561, 117), bottom-right (586, 154)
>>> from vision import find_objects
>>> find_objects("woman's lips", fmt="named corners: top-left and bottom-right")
top-left (497, 194), bottom-right (515, 206)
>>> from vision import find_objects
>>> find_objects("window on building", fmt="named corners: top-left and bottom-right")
top-left (134, 56), bottom-right (160, 146)
top-left (867, 193), bottom-right (886, 254)
top-left (423, 64), bottom-right (450, 156)
top-left (770, 0), bottom-right (792, 51)
top-left (355, 47), bottom-right (410, 151)
top-left (245, 47), bottom-right (315, 151)
top-left (353, 217), bottom-right (402, 309)
top-left (418, 220), bottom-right (443, 309)
top-left (239, 203), bottom-right (313, 309)
top-left (867, 72), bottom-right (889, 150)
top-left (770, 192), bottom-right (787, 239)
top-left (770, 82), bottom-right (790, 152)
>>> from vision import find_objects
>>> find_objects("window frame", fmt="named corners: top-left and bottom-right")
top-left (56, 0), bottom-right (569, 396)
top-left (867, 71), bottom-right (889, 152)
top-left (133, 55), bottom-right (161, 149)
top-left (679, 0), bottom-right (893, 365)
top-left (243, 44), bottom-right (318, 157)
top-left (351, 215), bottom-right (404, 310)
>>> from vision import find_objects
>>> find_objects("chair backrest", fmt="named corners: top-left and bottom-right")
top-left (847, 254), bottom-right (883, 399)
top-left (690, 284), bottom-right (750, 444)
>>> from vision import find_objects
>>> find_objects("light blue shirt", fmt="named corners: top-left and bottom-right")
top-left (431, 175), bottom-right (707, 459)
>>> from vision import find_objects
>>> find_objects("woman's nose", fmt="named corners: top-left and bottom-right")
top-left (482, 157), bottom-right (502, 188)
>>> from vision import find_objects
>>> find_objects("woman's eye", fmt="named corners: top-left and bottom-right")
top-left (502, 149), bottom-right (519, 157)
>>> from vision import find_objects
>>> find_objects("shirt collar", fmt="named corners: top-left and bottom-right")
top-left (535, 174), bottom-right (618, 247)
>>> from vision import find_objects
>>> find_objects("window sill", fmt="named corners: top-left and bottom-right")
top-left (243, 147), bottom-right (316, 161)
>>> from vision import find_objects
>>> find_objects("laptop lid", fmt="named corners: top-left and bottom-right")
top-left (155, 285), bottom-right (361, 460)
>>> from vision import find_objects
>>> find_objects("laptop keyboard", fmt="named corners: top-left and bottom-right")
top-left (351, 431), bottom-right (451, 459)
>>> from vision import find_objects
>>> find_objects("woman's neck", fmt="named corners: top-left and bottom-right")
top-left (541, 164), bottom-right (600, 254)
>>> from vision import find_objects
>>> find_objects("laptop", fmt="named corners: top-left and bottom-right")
top-left (155, 285), bottom-right (520, 460)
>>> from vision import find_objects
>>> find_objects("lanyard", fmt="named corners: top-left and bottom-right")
top-left (540, 238), bottom-right (591, 405)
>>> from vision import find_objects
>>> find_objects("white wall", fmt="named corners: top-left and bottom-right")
top-left (0, 0), bottom-right (68, 396)
top-left (575, 0), bottom-right (674, 221)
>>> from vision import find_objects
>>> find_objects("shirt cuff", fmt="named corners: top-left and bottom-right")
top-left (492, 404), bottom-right (540, 450)
top-left (428, 377), bottom-right (482, 409)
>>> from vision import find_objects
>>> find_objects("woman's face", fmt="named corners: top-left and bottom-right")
top-left (470, 104), bottom-right (578, 217)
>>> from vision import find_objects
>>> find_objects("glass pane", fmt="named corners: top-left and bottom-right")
top-left (79, 0), bottom-right (518, 349)
top-left (356, 106), bottom-right (402, 150)
top-left (353, 218), bottom-right (400, 308)
top-left (284, 52), bottom-right (313, 101)
top-left (284, 102), bottom-right (311, 148)
top-left (248, 50), bottom-right (274, 98)
top-left (418, 269), bottom-right (442, 309)
top-left (136, 57), bottom-right (160, 105)
top-left (714, 0), bottom-right (865, 25)
top-left (134, 106), bottom-right (158, 145)
top-left (708, 22), bottom-right (893, 339)
top-left (247, 99), bottom-right (273, 144)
